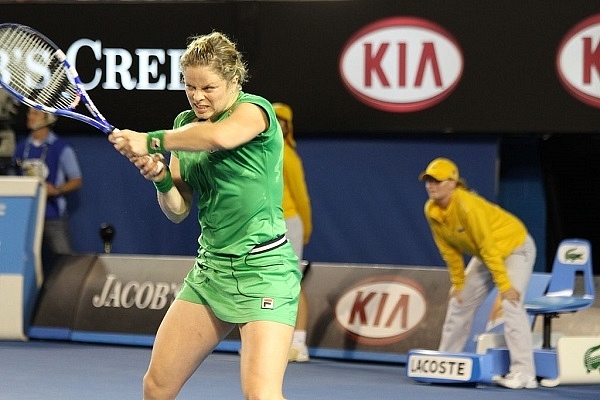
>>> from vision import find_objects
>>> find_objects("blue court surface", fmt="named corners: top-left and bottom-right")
top-left (0, 340), bottom-right (597, 399)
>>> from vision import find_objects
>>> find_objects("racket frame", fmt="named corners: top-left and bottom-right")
top-left (0, 23), bottom-right (115, 134)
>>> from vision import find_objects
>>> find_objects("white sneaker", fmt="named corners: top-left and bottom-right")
top-left (494, 372), bottom-right (538, 389)
top-left (288, 344), bottom-right (310, 362)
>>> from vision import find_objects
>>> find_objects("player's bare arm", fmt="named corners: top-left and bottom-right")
top-left (110, 103), bottom-right (268, 157)
top-left (157, 155), bottom-right (192, 223)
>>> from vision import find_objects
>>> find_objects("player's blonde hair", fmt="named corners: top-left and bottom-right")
top-left (180, 31), bottom-right (248, 89)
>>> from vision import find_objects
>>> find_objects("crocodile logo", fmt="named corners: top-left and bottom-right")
top-left (584, 344), bottom-right (600, 373)
top-left (565, 248), bottom-right (583, 262)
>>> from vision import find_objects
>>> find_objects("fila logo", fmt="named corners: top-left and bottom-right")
top-left (150, 137), bottom-right (162, 151)
top-left (339, 16), bottom-right (463, 112)
top-left (261, 298), bottom-right (274, 309)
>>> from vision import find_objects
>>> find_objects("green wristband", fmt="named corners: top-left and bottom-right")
top-left (153, 170), bottom-right (174, 193)
top-left (147, 130), bottom-right (166, 154)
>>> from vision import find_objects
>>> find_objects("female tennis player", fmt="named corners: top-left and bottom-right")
top-left (109, 31), bottom-right (301, 400)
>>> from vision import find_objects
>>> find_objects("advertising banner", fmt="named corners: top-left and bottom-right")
top-left (29, 255), bottom-right (600, 363)
top-left (2, 1), bottom-right (600, 135)
top-left (33, 256), bottom-right (456, 357)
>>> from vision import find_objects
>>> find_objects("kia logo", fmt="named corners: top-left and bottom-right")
top-left (556, 14), bottom-right (600, 108)
top-left (339, 16), bottom-right (463, 112)
top-left (335, 275), bottom-right (426, 345)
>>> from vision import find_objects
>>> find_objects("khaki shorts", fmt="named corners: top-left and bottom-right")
top-left (177, 240), bottom-right (301, 326)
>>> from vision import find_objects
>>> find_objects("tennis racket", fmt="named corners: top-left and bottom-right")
top-left (0, 23), bottom-right (114, 133)
top-left (0, 22), bottom-right (163, 171)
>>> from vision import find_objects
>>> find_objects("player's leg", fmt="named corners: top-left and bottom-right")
top-left (143, 299), bottom-right (234, 400)
top-left (239, 320), bottom-right (294, 400)
top-left (237, 241), bottom-right (300, 399)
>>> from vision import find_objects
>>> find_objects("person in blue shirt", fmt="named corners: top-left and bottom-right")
top-left (13, 108), bottom-right (83, 274)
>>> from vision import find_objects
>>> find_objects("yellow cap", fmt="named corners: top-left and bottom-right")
top-left (272, 102), bottom-right (295, 147)
top-left (272, 102), bottom-right (293, 123)
top-left (419, 158), bottom-right (459, 181)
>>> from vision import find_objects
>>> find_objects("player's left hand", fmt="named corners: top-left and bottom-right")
top-left (133, 154), bottom-right (167, 182)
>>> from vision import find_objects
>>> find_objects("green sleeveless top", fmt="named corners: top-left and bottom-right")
top-left (172, 92), bottom-right (286, 256)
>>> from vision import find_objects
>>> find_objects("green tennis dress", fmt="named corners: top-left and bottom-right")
top-left (174, 92), bottom-right (301, 326)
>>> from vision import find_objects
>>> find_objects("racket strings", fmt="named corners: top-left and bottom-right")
top-left (0, 25), bottom-right (79, 110)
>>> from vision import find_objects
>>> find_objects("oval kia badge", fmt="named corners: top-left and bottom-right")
top-left (334, 275), bottom-right (426, 345)
top-left (339, 16), bottom-right (463, 112)
top-left (556, 14), bottom-right (600, 108)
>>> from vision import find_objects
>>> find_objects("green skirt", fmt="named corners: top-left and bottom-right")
top-left (177, 241), bottom-right (301, 326)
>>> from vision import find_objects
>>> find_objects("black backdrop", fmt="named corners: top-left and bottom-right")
top-left (3, 0), bottom-right (600, 135)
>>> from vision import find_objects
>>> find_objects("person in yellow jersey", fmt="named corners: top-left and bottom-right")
top-left (419, 157), bottom-right (538, 390)
top-left (273, 102), bottom-right (313, 362)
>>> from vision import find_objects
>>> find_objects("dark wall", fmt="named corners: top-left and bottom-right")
top-left (3, 1), bottom-right (600, 134)
top-left (54, 133), bottom-right (498, 269)
top-left (540, 134), bottom-right (600, 274)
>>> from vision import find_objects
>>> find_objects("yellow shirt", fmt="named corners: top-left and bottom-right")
top-left (424, 187), bottom-right (527, 293)
top-left (282, 141), bottom-right (312, 244)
